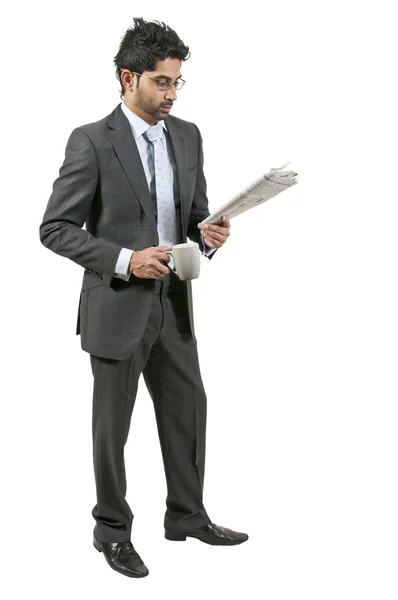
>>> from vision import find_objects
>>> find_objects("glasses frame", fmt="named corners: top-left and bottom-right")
top-left (132, 71), bottom-right (186, 91)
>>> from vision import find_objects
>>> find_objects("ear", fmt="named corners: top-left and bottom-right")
top-left (120, 68), bottom-right (134, 90)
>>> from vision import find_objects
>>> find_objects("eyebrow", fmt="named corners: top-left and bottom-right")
top-left (153, 74), bottom-right (182, 80)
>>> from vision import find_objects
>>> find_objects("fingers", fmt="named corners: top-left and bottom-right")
top-left (153, 259), bottom-right (170, 276)
top-left (198, 216), bottom-right (230, 231)
top-left (202, 230), bottom-right (229, 248)
top-left (152, 247), bottom-right (172, 265)
top-left (201, 215), bottom-right (230, 248)
top-left (204, 230), bottom-right (229, 242)
top-left (144, 268), bottom-right (168, 279)
top-left (200, 223), bottom-right (230, 236)
top-left (201, 236), bottom-right (220, 248)
top-left (156, 247), bottom-right (172, 259)
top-left (136, 249), bottom-right (171, 278)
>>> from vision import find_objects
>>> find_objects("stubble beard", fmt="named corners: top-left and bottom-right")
top-left (135, 89), bottom-right (168, 122)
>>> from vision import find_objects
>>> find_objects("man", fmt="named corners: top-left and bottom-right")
top-left (39, 18), bottom-right (248, 579)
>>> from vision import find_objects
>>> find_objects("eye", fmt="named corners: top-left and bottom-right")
top-left (156, 80), bottom-right (169, 89)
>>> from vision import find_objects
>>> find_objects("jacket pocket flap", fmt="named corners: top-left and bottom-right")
top-left (81, 271), bottom-right (107, 291)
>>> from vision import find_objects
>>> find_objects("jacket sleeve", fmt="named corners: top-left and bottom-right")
top-left (187, 124), bottom-right (217, 259)
top-left (39, 127), bottom-right (124, 280)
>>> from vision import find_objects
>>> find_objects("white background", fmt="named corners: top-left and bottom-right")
top-left (2, 0), bottom-right (397, 598)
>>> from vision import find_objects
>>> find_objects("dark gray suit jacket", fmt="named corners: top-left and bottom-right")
top-left (39, 103), bottom-right (215, 359)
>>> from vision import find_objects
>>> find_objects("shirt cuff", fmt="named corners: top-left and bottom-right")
top-left (114, 248), bottom-right (134, 281)
top-left (200, 234), bottom-right (217, 257)
top-left (204, 246), bottom-right (217, 257)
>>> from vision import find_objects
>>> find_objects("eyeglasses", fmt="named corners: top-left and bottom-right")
top-left (132, 72), bottom-right (186, 91)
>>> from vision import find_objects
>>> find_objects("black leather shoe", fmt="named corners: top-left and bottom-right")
top-left (93, 534), bottom-right (149, 578)
top-left (165, 522), bottom-right (248, 546)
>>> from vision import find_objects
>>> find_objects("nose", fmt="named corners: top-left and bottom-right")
top-left (165, 86), bottom-right (177, 102)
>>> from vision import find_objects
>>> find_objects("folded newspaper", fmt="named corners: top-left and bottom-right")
top-left (201, 162), bottom-right (298, 226)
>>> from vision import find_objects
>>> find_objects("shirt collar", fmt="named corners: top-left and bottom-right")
top-left (121, 101), bottom-right (167, 138)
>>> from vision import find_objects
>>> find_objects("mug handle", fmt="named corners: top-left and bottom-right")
top-left (165, 250), bottom-right (176, 273)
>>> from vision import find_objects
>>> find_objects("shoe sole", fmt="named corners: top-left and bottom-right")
top-left (164, 531), bottom-right (248, 545)
top-left (93, 538), bottom-right (149, 578)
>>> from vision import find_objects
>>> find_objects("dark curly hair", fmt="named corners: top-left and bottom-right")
top-left (114, 17), bottom-right (190, 98)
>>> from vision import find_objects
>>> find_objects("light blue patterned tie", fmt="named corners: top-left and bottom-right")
top-left (144, 125), bottom-right (177, 248)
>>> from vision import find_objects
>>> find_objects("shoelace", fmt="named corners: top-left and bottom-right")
top-left (111, 541), bottom-right (138, 558)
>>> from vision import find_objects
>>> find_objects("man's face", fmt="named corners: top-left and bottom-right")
top-left (125, 57), bottom-right (182, 125)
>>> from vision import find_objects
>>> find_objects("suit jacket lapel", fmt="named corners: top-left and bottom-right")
top-left (107, 105), bottom-right (157, 237)
top-left (165, 116), bottom-right (190, 234)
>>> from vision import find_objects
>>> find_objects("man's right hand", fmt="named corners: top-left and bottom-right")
top-left (128, 246), bottom-right (173, 279)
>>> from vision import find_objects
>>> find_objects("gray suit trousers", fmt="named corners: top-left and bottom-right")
top-left (90, 272), bottom-right (210, 542)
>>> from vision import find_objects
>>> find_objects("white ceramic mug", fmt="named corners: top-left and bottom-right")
top-left (165, 242), bottom-right (201, 280)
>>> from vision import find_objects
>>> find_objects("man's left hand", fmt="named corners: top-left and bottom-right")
top-left (197, 215), bottom-right (231, 249)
